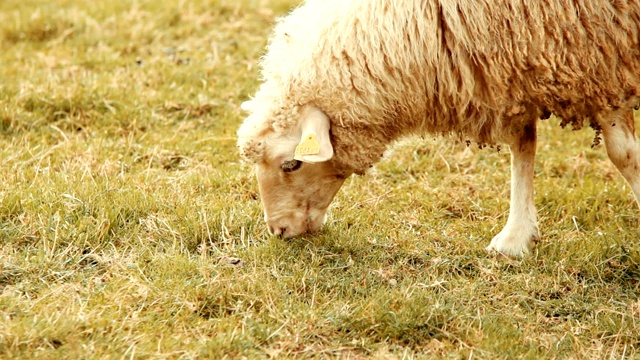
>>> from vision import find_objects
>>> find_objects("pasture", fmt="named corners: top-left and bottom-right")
top-left (1, 0), bottom-right (639, 358)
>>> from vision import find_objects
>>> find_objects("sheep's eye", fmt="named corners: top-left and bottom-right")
top-left (281, 159), bottom-right (302, 173)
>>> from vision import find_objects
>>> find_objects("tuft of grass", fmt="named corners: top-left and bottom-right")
top-left (1, 0), bottom-right (639, 358)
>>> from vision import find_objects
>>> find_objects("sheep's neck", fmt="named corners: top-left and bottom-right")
top-left (331, 122), bottom-right (398, 175)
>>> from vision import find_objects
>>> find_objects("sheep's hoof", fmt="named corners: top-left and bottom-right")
top-left (485, 226), bottom-right (539, 258)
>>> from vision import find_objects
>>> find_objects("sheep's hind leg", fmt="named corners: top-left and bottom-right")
top-left (600, 110), bottom-right (640, 208)
top-left (486, 122), bottom-right (540, 257)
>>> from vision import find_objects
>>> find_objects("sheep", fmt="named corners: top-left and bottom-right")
top-left (237, 0), bottom-right (640, 257)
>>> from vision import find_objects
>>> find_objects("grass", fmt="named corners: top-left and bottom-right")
top-left (0, 0), bottom-right (639, 358)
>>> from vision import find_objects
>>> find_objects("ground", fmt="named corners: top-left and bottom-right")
top-left (1, 0), bottom-right (639, 358)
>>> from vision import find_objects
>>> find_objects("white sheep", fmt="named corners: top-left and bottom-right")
top-left (238, 0), bottom-right (640, 257)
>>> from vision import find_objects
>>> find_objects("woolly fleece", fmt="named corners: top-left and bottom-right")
top-left (239, 0), bottom-right (640, 174)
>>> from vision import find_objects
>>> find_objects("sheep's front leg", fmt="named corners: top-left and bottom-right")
top-left (486, 122), bottom-right (539, 257)
top-left (600, 110), bottom-right (640, 207)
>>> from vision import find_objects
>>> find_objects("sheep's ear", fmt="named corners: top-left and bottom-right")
top-left (293, 106), bottom-right (333, 163)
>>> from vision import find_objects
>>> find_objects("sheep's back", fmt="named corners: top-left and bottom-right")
top-left (260, 0), bottom-right (640, 144)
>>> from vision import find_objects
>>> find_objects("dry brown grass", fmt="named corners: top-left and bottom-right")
top-left (1, 0), bottom-right (639, 358)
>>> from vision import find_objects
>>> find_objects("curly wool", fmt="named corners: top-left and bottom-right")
top-left (240, 0), bottom-right (640, 174)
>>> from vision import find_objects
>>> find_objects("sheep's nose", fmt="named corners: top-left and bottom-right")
top-left (267, 217), bottom-right (288, 237)
top-left (268, 224), bottom-right (286, 237)
top-left (267, 216), bottom-right (308, 238)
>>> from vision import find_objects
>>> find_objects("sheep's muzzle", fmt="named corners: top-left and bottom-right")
top-left (255, 158), bottom-right (349, 238)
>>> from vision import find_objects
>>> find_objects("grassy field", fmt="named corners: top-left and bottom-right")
top-left (1, 0), bottom-right (639, 358)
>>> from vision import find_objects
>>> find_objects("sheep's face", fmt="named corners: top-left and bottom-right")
top-left (239, 104), bottom-right (350, 237)
top-left (255, 155), bottom-right (348, 237)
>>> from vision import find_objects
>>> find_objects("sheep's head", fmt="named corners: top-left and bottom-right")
top-left (238, 103), bottom-right (350, 238)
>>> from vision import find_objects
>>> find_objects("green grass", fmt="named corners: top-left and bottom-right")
top-left (1, 0), bottom-right (639, 358)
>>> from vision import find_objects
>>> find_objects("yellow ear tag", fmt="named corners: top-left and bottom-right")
top-left (295, 133), bottom-right (321, 156)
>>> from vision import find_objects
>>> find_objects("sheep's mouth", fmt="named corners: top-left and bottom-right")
top-left (268, 225), bottom-right (311, 238)
top-left (266, 209), bottom-right (327, 238)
